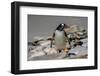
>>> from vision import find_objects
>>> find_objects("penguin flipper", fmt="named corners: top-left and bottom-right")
top-left (50, 32), bottom-right (55, 48)
top-left (64, 31), bottom-right (71, 48)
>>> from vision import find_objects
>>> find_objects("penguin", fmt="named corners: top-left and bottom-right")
top-left (50, 23), bottom-right (71, 53)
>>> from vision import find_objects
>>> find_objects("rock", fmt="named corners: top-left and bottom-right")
top-left (57, 51), bottom-right (68, 59)
top-left (28, 34), bottom-right (88, 60)
top-left (39, 40), bottom-right (50, 47)
top-left (28, 50), bottom-right (45, 60)
top-left (44, 48), bottom-right (58, 55)
top-left (30, 46), bottom-right (43, 52)
top-left (32, 36), bottom-right (44, 45)
top-left (64, 25), bottom-right (80, 33)
top-left (68, 44), bottom-right (87, 58)
top-left (33, 36), bottom-right (44, 41)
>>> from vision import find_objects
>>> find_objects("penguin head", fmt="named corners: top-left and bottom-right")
top-left (56, 23), bottom-right (69, 31)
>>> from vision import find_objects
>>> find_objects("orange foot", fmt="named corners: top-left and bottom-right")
top-left (64, 48), bottom-right (69, 53)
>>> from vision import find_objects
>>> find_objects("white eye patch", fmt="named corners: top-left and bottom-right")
top-left (61, 24), bottom-right (64, 26)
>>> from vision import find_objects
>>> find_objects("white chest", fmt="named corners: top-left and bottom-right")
top-left (54, 30), bottom-right (66, 49)
top-left (55, 30), bottom-right (65, 39)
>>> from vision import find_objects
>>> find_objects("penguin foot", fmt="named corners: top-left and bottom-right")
top-left (67, 48), bottom-right (71, 50)
top-left (64, 48), bottom-right (69, 53)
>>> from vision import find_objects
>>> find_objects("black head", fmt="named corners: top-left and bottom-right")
top-left (56, 23), bottom-right (68, 31)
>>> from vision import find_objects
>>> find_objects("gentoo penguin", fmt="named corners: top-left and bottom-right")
top-left (50, 23), bottom-right (71, 53)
